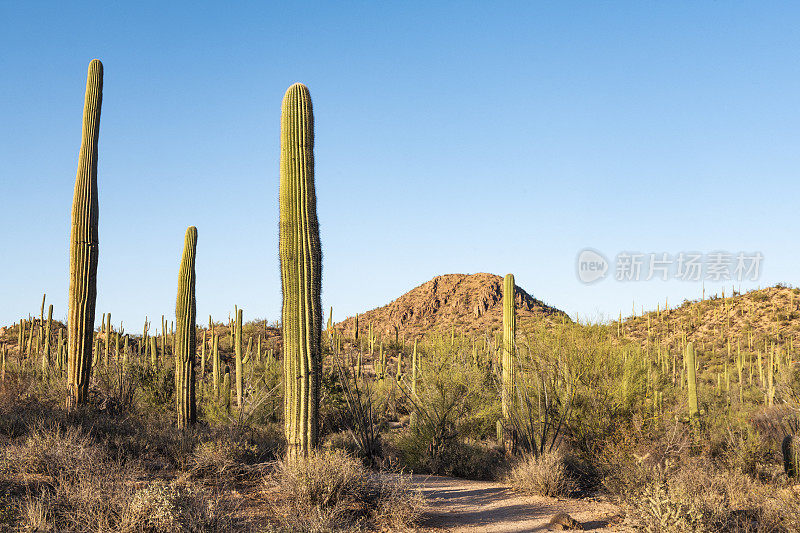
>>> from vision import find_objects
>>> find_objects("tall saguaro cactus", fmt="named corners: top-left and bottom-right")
top-left (175, 226), bottom-right (197, 429)
top-left (685, 342), bottom-right (699, 419)
top-left (235, 308), bottom-right (243, 408)
top-left (279, 83), bottom-right (322, 460)
top-left (67, 59), bottom-right (102, 410)
top-left (501, 273), bottom-right (516, 421)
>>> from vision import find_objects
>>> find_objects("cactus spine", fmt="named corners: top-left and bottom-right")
top-left (175, 226), bottom-right (197, 429)
top-left (279, 83), bottom-right (322, 460)
top-left (501, 274), bottom-right (516, 421)
top-left (67, 59), bottom-right (102, 410)
top-left (685, 342), bottom-right (699, 418)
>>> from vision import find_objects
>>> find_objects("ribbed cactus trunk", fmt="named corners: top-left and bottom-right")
top-left (42, 304), bottom-right (53, 373)
top-left (783, 435), bottom-right (799, 478)
top-left (685, 342), bottom-right (699, 419)
top-left (279, 83), bottom-right (322, 460)
top-left (175, 226), bottom-right (197, 429)
top-left (501, 274), bottom-right (516, 421)
top-left (66, 59), bottom-right (102, 410)
top-left (235, 308), bottom-right (243, 408)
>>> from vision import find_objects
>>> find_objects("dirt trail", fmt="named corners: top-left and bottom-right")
top-left (411, 475), bottom-right (630, 532)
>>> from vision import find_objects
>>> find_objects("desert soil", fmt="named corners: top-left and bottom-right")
top-left (410, 474), bottom-right (631, 532)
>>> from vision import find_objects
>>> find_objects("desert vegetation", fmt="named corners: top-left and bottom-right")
top-left (0, 59), bottom-right (799, 532)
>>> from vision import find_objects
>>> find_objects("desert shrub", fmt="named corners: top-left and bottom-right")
top-left (123, 480), bottom-right (236, 533)
top-left (328, 351), bottom-right (383, 466)
top-left (626, 457), bottom-right (800, 533)
top-left (628, 464), bottom-right (705, 533)
top-left (505, 451), bottom-right (577, 497)
top-left (265, 450), bottom-right (423, 532)
top-left (271, 450), bottom-right (371, 508)
top-left (191, 435), bottom-right (257, 478)
top-left (392, 430), bottom-right (504, 479)
top-left (393, 339), bottom-right (496, 476)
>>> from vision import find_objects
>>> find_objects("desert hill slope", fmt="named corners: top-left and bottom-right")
top-left (618, 284), bottom-right (800, 350)
top-left (335, 273), bottom-right (568, 339)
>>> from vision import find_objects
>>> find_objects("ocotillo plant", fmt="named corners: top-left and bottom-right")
top-left (175, 226), bottom-right (198, 429)
top-left (279, 82), bottom-right (322, 459)
top-left (685, 342), bottom-right (699, 419)
top-left (235, 308), bottom-right (243, 408)
top-left (501, 273), bottom-right (516, 422)
top-left (67, 59), bottom-right (102, 410)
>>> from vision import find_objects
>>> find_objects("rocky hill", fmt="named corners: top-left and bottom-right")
top-left (335, 273), bottom-right (568, 339)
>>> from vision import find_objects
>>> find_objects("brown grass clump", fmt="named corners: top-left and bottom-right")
top-left (505, 451), bottom-right (577, 497)
top-left (628, 460), bottom-right (800, 533)
top-left (265, 449), bottom-right (424, 532)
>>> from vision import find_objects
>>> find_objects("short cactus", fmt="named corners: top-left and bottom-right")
top-left (67, 59), bottom-right (103, 410)
top-left (175, 226), bottom-right (197, 429)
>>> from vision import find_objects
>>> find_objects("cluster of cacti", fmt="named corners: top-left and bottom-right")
top-left (279, 83), bottom-right (322, 459)
top-left (8, 58), bottom-right (800, 481)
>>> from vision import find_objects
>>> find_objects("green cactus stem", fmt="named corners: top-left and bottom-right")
top-left (783, 435), bottom-right (799, 478)
top-left (501, 273), bottom-right (516, 421)
top-left (685, 342), bottom-right (699, 418)
top-left (104, 312), bottom-right (111, 366)
top-left (175, 226), bottom-right (197, 429)
top-left (200, 330), bottom-right (206, 378)
top-left (67, 59), bottom-right (102, 410)
top-left (42, 304), bottom-right (53, 373)
top-left (223, 365), bottom-right (231, 413)
top-left (150, 336), bottom-right (158, 367)
top-left (279, 82), bottom-right (322, 460)
top-left (235, 308), bottom-right (243, 408)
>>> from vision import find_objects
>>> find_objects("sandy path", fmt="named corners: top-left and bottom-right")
top-left (410, 475), bottom-right (629, 532)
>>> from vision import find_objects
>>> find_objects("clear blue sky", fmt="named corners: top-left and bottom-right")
top-left (2, 1), bottom-right (799, 330)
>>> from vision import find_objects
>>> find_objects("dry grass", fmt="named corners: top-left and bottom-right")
top-left (264, 450), bottom-right (425, 532)
top-left (505, 451), bottom-right (577, 497)
top-left (0, 421), bottom-right (240, 532)
top-left (628, 459), bottom-right (800, 533)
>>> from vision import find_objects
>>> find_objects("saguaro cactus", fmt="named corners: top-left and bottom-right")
top-left (67, 59), bottom-right (102, 410)
top-left (685, 342), bottom-right (699, 419)
top-left (279, 83), bottom-right (322, 460)
top-left (783, 435), bottom-right (799, 478)
top-left (501, 273), bottom-right (516, 421)
top-left (175, 226), bottom-right (197, 429)
top-left (235, 308), bottom-right (243, 408)
top-left (42, 304), bottom-right (53, 373)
